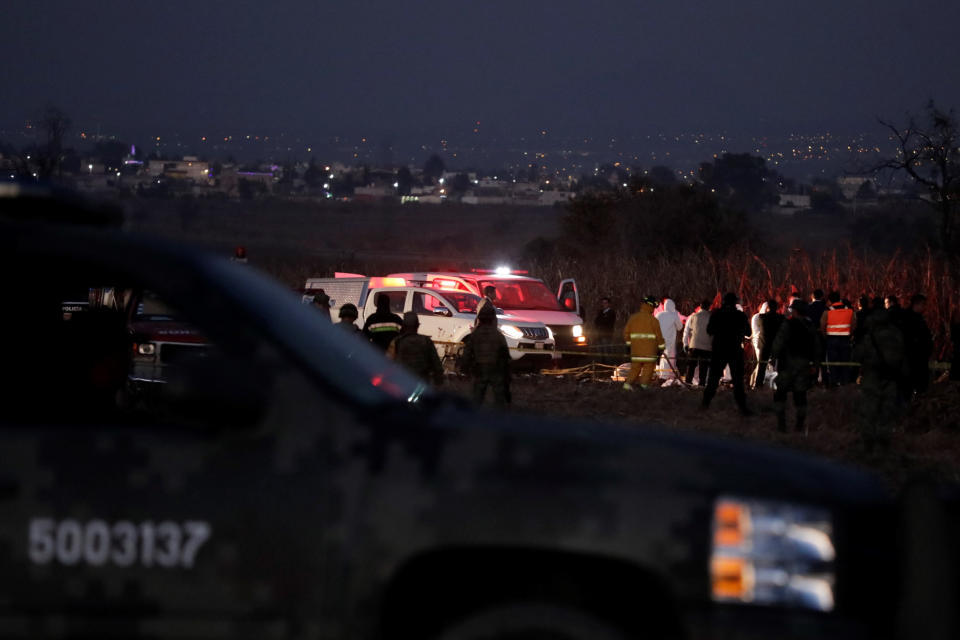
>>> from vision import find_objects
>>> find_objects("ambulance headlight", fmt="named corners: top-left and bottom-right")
top-left (137, 343), bottom-right (156, 356)
top-left (711, 496), bottom-right (836, 612)
top-left (572, 324), bottom-right (583, 337)
top-left (499, 325), bottom-right (524, 340)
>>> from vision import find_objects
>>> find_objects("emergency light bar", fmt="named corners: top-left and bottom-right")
top-left (470, 268), bottom-right (529, 275)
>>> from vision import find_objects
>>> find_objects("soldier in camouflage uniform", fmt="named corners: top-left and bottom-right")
top-left (462, 303), bottom-right (511, 406)
top-left (387, 312), bottom-right (444, 385)
top-left (852, 308), bottom-right (906, 451)
top-left (770, 299), bottom-right (821, 434)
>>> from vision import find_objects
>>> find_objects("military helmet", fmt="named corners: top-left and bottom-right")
top-left (339, 302), bottom-right (358, 319)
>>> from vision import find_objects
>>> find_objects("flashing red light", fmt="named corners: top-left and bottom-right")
top-left (433, 278), bottom-right (461, 290)
top-left (371, 375), bottom-right (383, 387)
top-left (470, 268), bottom-right (529, 275)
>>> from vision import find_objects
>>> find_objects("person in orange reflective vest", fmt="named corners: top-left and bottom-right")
top-left (820, 291), bottom-right (856, 386)
top-left (622, 296), bottom-right (665, 390)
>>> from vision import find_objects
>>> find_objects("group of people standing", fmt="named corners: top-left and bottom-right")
top-left (314, 290), bottom-right (512, 407)
top-left (612, 288), bottom-right (936, 446)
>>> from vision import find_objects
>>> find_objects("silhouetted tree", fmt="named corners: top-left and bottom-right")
top-left (423, 154), bottom-right (445, 184)
top-left (649, 165), bottom-right (678, 185)
top-left (36, 106), bottom-right (71, 179)
top-left (877, 101), bottom-right (960, 248)
top-left (561, 179), bottom-right (753, 258)
top-left (303, 158), bottom-right (324, 189)
top-left (699, 153), bottom-right (780, 213)
top-left (396, 166), bottom-right (414, 195)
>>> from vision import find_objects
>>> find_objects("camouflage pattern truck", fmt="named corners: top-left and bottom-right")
top-left (0, 194), bottom-right (954, 639)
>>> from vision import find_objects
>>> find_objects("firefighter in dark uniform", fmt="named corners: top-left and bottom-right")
top-left (387, 312), bottom-right (444, 385)
top-left (853, 307), bottom-right (906, 451)
top-left (462, 303), bottom-right (511, 406)
top-left (771, 299), bottom-right (822, 433)
top-left (362, 293), bottom-right (403, 351)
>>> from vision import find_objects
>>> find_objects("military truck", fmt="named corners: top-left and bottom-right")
top-left (0, 193), bottom-right (955, 639)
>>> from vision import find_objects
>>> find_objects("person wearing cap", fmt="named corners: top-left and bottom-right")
top-left (462, 304), bottom-right (511, 406)
top-left (701, 292), bottom-right (752, 415)
top-left (770, 299), bottom-right (821, 433)
top-left (387, 312), bottom-right (444, 386)
top-left (622, 295), bottom-right (665, 391)
top-left (336, 303), bottom-right (361, 334)
top-left (362, 293), bottom-right (403, 351)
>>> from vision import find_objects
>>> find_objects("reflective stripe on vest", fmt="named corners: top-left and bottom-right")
top-left (368, 322), bottom-right (401, 333)
top-left (825, 307), bottom-right (854, 336)
top-left (629, 333), bottom-right (658, 339)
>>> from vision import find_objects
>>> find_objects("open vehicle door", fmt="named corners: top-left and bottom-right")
top-left (557, 278), bottom-right (581, 317)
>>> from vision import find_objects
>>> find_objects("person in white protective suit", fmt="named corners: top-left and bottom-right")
top-left (749, 301), bottom-right (769, 387)
top-left (655, 298), bottom-right (684, 382)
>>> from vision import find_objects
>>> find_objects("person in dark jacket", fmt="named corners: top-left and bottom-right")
top-left (594, 296), bottom-right (617, 359)
top-left (752, 299), bottom-right (784, 390)
top-left (387, 312), bottom-right (444, 385)
top-left (311, 289), bottom-right (331, 322)
top-left (701, 292), bottom-right (752, 415)
top-left (474, 285), bottom-right (498, 326)
top-left (806, 289), bottom-right (827, 385)
top-left (337, 303), bottom-right (361, 334)
top-left (462, 304), bottom-right (511, 406)
top-left (901, 294), bottom-right (933, 397)
top-left (771, 299), bottom-right (821, 433)
top-left (853, 308), bottom-right (906, 451)
top-left (853, 295), bottom-right (872, 346)
top-left (807, 289), bottom-right (827, 326)
top-left (362, 293), bottom-right (403, 351)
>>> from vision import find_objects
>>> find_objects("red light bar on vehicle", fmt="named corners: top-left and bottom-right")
top-left (432, 278), bottom-right (461, 290)
top-left (470, 268), bottom-right (529, 275)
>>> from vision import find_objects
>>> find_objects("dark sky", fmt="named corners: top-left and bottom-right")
top-left (3, 0), bottom-right (959, 140)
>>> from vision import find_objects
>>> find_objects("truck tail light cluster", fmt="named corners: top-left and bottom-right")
top-left (710, 496), bottom-right (836, 612)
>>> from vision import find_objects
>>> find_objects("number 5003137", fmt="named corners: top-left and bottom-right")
top-left (28, 519), bottom-right (211, 569)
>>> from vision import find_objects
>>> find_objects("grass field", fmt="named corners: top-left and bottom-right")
top-left (446, 375), bottom-right (960, 490)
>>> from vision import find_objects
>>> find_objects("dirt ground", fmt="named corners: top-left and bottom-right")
top-left (446, 374), bottom-right (960, 491)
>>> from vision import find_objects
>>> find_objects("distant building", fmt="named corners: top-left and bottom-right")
top-left (837, 176), bottom-right (871, 200)
top-left (778, 194), bottom-right (811, 210)
top-left (147, 156), bottom-right (210, 181)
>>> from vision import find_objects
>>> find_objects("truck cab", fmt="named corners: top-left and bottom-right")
top-left (304, 277), bottom-right (556, 366)
top-left (387, 271), bottom-right (588, 358)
